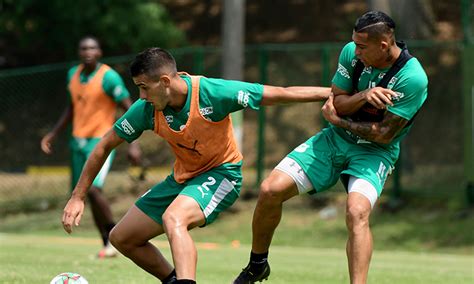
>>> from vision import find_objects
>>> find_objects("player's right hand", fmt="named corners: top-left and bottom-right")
top-left (62, 196), bottom-right (85, 234)
top-left (362, 87), bottom-right (396, 109)
top-left (40, 132), bottom-right (55, 154)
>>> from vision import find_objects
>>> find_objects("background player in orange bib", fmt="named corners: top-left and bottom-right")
top-left (41, 36), bottom-right (141, 258)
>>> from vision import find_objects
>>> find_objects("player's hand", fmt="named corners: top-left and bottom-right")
top-left (322, 93), bottom-right (342, 125)
top-left (40, 132), bottom-right (56, 154)
top-left (62, 196), bottom-right (85, 234)
top-left (361, 87), bottom-right (395, 109)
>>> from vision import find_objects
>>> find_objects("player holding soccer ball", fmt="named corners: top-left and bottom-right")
top-left (41, 36), bottom-right (141, 258)
top-left (233, 11), bottom-right (428, 284)
top-left (61, 47), bottom-right (330, 283)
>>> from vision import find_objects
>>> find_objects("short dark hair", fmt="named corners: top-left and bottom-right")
top-left (79, 35), bottom-right (101, 49)
top-left (354, 11), bottom-right (396, 40)
top-left (130, 47), bottom-right (177, 79)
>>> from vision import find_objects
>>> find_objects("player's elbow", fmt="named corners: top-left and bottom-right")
top-left (373, 128), bottom-right (396, 144)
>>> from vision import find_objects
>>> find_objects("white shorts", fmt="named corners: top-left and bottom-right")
top-left (274, 157), bottom-right (378, 208)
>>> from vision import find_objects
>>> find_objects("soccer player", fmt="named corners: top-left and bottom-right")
top-left (234, 11), bottom-right (428, 284)
top-left (61, 47), bottom-right (330, 284)
top-left (41, 36), bottom-right (141, 258)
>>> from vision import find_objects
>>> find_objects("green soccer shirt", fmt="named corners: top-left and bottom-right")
top-left (114, 75), bottom-right (264, 142)
top-left (332, 42), bottom-right (428, 149)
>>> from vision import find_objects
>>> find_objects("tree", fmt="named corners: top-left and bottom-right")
top-left (0, 0), bottom-right (186, 68)
top-left (367, 0), bottom-right (436, 39)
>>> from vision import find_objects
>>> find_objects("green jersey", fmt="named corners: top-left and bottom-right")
top-left (67, 63), bottom-right (130, 103)
top-left (114, 75), bottom-right (264, 142)
top-left (332, 42), bottom-right (428, 150)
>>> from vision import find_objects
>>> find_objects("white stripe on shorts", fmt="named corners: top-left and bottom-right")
top-left (274, 157), bottom-right (314, 194)
top-left (203, 178), bottom-right (235, 218)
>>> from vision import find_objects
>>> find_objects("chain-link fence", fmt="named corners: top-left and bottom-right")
top-left (0, 42), bottom-right (469, 214)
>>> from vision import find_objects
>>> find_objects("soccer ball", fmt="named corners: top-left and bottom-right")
top-left (50, 272), bottom-right (88, 284)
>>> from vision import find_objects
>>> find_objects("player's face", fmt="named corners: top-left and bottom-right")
top-left (352, 31), bottom-right (387, 68)
top-left (78, 39), bottom-right (101, 66)
top-left (133, 73), bottom-right (170, 111)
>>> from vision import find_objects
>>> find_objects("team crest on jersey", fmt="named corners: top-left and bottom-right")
top-left (165, 115), bottom-right (174, 125)
top-left (388, 76), bottom-right (398, 86)
top-left (351, 59), bottom-right (358, 67)
top-left (378, 72), bottom-right (386, 79)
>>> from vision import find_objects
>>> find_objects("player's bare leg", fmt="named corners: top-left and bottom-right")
top-left (109, 205), bottom-right (174, 280)
top-left (88, 186), bottom-right (115, 245)
top-left (233, 170), bottom-right (298, 283)
top-left (252, 170), bottom-right (299, 253)
top-left (162, 195), bottom-right (206, 281)
top-left (345, 192), bottom-right (373, 284)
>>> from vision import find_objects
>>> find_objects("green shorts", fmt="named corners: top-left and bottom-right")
top-left (135, 162), bottom-right (242, 226)
top-left (287, 127), bottom-right (397, 196)
top-left (70, 136), bottom-right (116, 190)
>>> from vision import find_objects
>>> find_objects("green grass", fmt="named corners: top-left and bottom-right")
top-left (1, 166), bottom-right (473, 283)
top-left (0, 233), bottom-right (472, 284)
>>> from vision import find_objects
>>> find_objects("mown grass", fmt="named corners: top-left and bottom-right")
top-left (0, 165), bottom-right (473, 283)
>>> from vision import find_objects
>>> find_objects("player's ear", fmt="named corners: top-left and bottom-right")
top-left (380, 40), bottom-right (389, 51)
top-left (160, 75), bottom-right (171, 87)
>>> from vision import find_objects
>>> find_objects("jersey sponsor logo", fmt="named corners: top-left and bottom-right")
top-left (388, 76), bottom-right (399, 87)
top-left (199, 107), bottom-right (213, 116)
top-left (363, 66), bottom-right (372, 74)
top-left (121, 119), bottom-right (135, 135)
top-left (378, 72), bottom-right (386, 79)
top-left (165, 115), bottom-right (174, 125)
top-left (337, 63), bottom-right (350, 79)
top-left (237, 90), bottom-right (250, 107)
top-left (113, 86), bottom-right (123, 98)
top-left (177, 140), bottom-right (201, 156)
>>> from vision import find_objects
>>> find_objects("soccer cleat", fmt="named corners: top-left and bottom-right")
top-left (97, 242), bottom-right (118, 258)
top-left (232, 262), bottom-right (271, 284)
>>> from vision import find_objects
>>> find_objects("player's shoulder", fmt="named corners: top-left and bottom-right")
top-left (338, 42), bottom-right (358, 66)
top-left (399, 57), bottom-right (428, 87)
top-left (67, 65), bottom-right (80, 80)
top-left (103, 65), bottom-right (123, 79)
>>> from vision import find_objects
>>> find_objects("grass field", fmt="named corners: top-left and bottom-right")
top-left (1, 232), bottom-right (472, 284)
top-left (1, 167), bottom-right (473, 283)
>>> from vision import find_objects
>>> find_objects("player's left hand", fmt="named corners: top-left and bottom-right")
top-left (62, 196), bottom-right (85, 234)
top-left (322, 93), bottom-right (342, 125)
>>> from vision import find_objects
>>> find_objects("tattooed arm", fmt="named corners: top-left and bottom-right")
top-left (322, 93), bottom-right (408, 144)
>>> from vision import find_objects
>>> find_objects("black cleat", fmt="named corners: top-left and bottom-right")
top-left (232, 263), bottom-right (271, 284)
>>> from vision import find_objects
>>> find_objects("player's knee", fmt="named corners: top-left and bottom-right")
top-left (162, 210), bottom-right (185, 234)
top-left (109, 227), bottom-right (131, 252)
top-left (259, 177), bottom-right (286, 202)
top-left (345, 203), bottom-right (370, 231)
top-left (108, 227), bottom-right (121, 248)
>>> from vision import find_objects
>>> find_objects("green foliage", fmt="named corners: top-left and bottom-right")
top-left (1, 0), bottom-right (186, 67)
